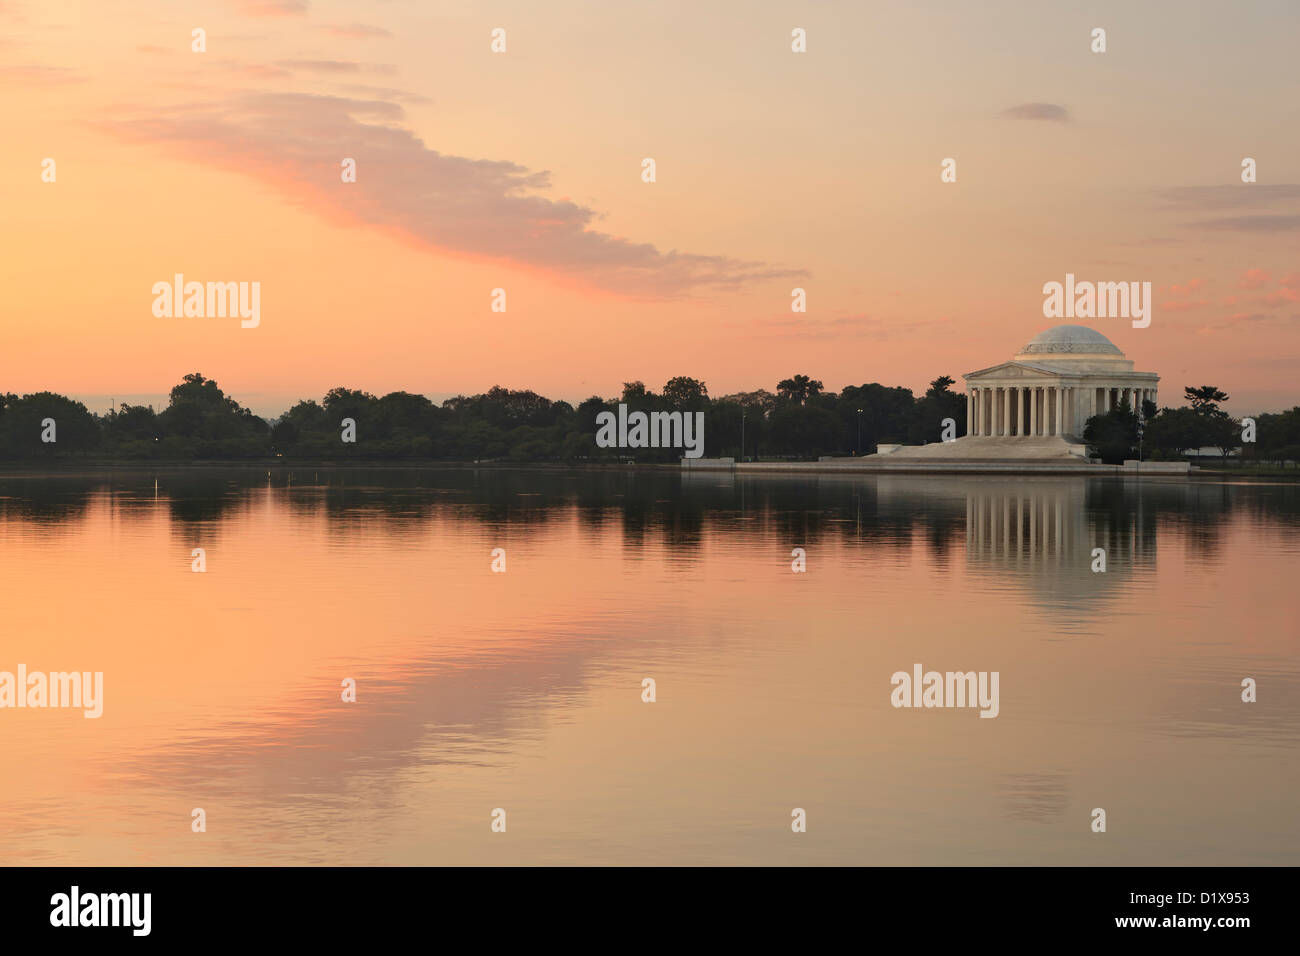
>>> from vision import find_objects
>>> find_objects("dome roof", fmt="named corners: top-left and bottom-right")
top-left (1020, 325), bottom-right (1122, 355)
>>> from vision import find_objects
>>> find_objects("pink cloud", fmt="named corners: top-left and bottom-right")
top-left (229, 0), bottom-right (308, 15)
top-left (1261, 287), bottom-right (1300, 307)
top-left (1160, 299), bottom-right (1210, 313)
top-left (321, 23), bottom-right (393, 39)
top-left (100, 93), bottom-right (802, 299)
top-left (1167, 278), bottom-right (1207, 296)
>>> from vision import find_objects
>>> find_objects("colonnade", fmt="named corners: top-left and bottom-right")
top-left (965, 384), bottom-right (1156, 438)
top-left (964, 485), bottom-right (1154, 568)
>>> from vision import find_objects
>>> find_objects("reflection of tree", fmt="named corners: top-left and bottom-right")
top-left (0, 476), bottom-right (93, 524)
top-left (0, 469), bottom-right (1290, 569)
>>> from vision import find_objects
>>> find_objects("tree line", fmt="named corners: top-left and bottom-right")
top-left (1084, 385), bottom-right (1300, 465)
top-left (1, 373), bottom-right (1296, 465)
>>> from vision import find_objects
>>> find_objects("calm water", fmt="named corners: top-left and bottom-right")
top-left (0, 467), bottom-right (1296, 865)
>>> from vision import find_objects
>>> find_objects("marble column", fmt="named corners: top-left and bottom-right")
top-left (1002, 387), bottom-right (1011, 436)
top-left (1029, 387), bottom-right (1038, 437)
top-left (1018, 387), bottom-right (1026, 437)
top-left (966, 391), bottom-right (973, 436)
top-left (1057, 387), bottom-right (1065, 438)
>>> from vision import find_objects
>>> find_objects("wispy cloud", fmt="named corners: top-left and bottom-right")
top-left (320, 23), bottom-right (394, 39)
top-left (338, 84), bottom-right (433, 106)
top-left (999, 103), bottom-right (1070, 122)
top-left (276, 59), bottom-right (396, 76)
top-left (1148, 184), bottom-right (1300, 232)
top-left (1154, 184), bottom-right (1300, 209)
top-left (100, 93), bottom-right (801, 299)
top-left (1167, 278), bottom-right (1207, 296)
top-left (228, 0), bottom-right (308, 16)
top-left (737, 314), bottom-right (951, 340)
top-left (0, 64), bottom-right (84, 85)
top-left (1187, 215), bottom-right (1300, 232)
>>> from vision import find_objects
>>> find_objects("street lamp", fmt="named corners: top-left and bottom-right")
top-left (741, 410), bottom-right (746, 462)
top-left (856, 409), bottom-right (863, 455)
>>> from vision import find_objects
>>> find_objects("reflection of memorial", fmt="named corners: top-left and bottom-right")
top-left (873, 474), bottom-right (1157, 620)
top-left (964, 478), bottom-right (1154, 567)
top-left (962, 478), bottom-right (1156, 621)
top-left (967, 480), bottom-right (1086, 565)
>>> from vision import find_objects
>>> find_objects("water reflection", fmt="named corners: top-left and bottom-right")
top-left (0, 467), bottom-right (1296, 865)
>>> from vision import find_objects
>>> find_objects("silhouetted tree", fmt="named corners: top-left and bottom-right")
top-left (1084, 399), bottom-right (1140, 463)
top-left (776, 374), bottom-right (823, 405)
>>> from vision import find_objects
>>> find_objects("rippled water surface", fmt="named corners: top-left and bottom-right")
top-left (0, 467), bottom-right (1296, 865)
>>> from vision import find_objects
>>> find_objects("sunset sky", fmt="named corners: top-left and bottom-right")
top-left (3, 0), bottom-right (1297, 416)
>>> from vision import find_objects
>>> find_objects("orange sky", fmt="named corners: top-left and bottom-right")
top-left (2, 0), bottom-right (1297, 416)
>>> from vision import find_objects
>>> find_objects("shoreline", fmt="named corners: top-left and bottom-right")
top-left (0, 459), bottom-right (1294, 480)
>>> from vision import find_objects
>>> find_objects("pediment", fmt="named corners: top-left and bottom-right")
top-left (964, 362), bottom-right (1061, 381)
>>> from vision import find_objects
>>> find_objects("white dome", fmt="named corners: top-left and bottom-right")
top-left (1020, 325), bottom-right (1123, 356)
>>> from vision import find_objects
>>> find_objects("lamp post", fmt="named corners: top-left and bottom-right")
top-left (1137, 407), bottom-right (1144, 465)
top-left (856, 409), bottom-right (863, 455)
top-left (741, 410), bottom-right (746, 463)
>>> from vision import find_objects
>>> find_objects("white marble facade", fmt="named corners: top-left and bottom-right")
top-left (962, 325), bottom-right (1157, 440)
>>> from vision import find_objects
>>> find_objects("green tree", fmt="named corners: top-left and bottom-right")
top-left (1144, 407), bottom-right (1203, 458)
top-left (0, 392), bottom-right (100, 457)
top-left (662, 376), bottom-right (709, 409)
top-left (1185, 385), bottom-right (1230, 417)
top-left (1083, 399), bottom-right (1140, 464)
top-left (776, 374), bottom-right (823, 405)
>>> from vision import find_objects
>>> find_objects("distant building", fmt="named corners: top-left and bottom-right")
top-left (963, 325), bottom-right (1158, 441)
